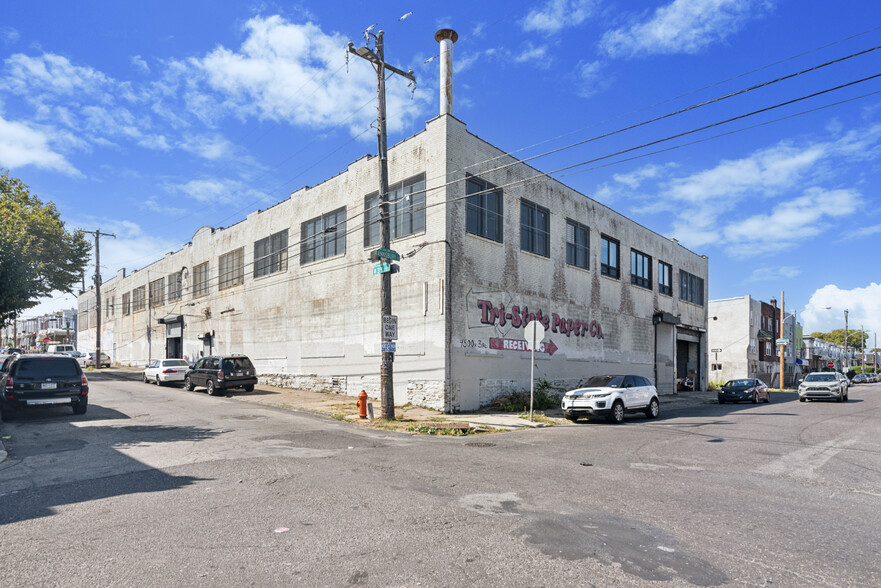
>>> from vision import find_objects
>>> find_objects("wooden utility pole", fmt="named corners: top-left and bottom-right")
top-left (83, 229), bottom-right (116, 368)
top-left (348, 30), bottom-right (415, 420)
top-left (779, 291), bottom-right (785, 390)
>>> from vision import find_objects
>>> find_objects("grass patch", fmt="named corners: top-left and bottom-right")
top-left (489, 379), bottom-right (563, 412)
top-left (707, 380), bottom-right (723, 391)
top-left (406, 423), bottom-right (474, 436)
top-left (518, 411), bottom-right (556, 425)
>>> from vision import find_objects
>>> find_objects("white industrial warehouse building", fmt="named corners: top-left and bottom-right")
top-left (78, 32), bottom-right (709, 411)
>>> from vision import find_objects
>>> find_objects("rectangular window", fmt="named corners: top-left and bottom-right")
top-left (364, 174), bottom-right (426, 246)
top-left (122, 292), bottom-right (131, 316)
top-left (566, 220), bottom-right (589, 270)
top-left (105, 295), bottom-right (114, 318)
top-left (193, 262), bottom-right (209, 297)
top-left (254, 230), bottom-right (288, 278)
top-left (167, 272), bottom-right (182, 302)
top-left (679, 269), bottom-right (704, 305)
top-left (600, 235), bottom-right (620, 279)
top-left (658, 261), bottom-right (672, 296)
top-left (465, 175), bottom-right (503, 242)
top-left (630, 249), bottom-right (652, 289)
top-left (132, 286), bottom-right (146, 312)
top-left (149, 277), bottom-right (165, 307)
top-left (301, 207), bottom-right (346, 264)
top-left (520, 199), bottom-right (550, 257)
top-left (218, 248), bottom-right (244, 290)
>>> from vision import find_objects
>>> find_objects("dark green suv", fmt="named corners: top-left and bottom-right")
top-left (184, 355), bottom-right (257, 396)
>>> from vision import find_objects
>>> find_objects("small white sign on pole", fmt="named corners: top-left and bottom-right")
top-left (523, 320), bottom-right (545, 422)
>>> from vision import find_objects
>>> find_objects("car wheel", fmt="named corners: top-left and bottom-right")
top-left (718, 398), bottom-right (725, 404)
top-left (752, 391), bottom-right (759, 404)
top-left (799, 397), bottom-right (806, 402)
top-left (184, 376), bottom-right (194, 392)
top-left (143, 373), bottom-right (149, 383)
top-left (844, 390), bottom-right (849, 401)
top-left (765, 392), bottom-right (771, 403)
top-left (155, 377), bottom-right (163, 386)
top-left (72, 397), bottom-right (88, 415)
top-left (645, 397), bottom-right (659, 419)
top-left (206, 380), bottom-right (216, 396)
top-left (564, 414), bottom-right (578, 422)
top-left (837, 389), bottom-right (843, 402)
top-left (244, 385), bottom-right (254, 392)
top-left (607, 401), bottom-right (625, 424)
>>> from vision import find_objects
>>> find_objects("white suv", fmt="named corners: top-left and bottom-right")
top-left (562, 375), bottom-right (660, 424)
top-left (798, 372), bottom-right (848, 402)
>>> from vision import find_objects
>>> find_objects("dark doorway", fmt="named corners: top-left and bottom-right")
top-left (165, 320), bottom-right (183, 359)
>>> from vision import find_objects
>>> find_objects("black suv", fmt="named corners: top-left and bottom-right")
top-left (184, 355), bottom-right (257, 396)
top-left (1, 354), bottom-right (89, 421)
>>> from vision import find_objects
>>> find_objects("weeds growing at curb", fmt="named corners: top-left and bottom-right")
top-left (406, 423), bottom-right (474, 436)
top-left (518, 411), bottom-right (556, 425)
top-left (489, 379), bottom-right (563, 412)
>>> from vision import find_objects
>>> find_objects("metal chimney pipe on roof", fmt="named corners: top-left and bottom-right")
top-left (435, 29), bottom-right (458, 116)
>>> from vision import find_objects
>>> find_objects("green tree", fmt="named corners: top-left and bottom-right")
top-left (810, 329), bottom-right (869, 350)
top-left (0, 169), bottom-right (91, 323)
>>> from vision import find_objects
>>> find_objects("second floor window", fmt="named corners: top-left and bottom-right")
top-left (193, 262), bottom-right (209, 297)
top-left (465, 176), bottom-right (503, 242)
top-left (132, 286), bottom-right (146, 312)
top-left (301, 207), bottom-right (346, 264)
top-left (566, 219), bottom-right (589, 269)
top-left (601, 235), bottom-right (619, 278)
top-left (680, 269), bottom-right (704, 305)
top-left (364, 174), bottom-right (426, 246)
top-left (658, 261), bottom-right (672, 296)
top-left (218, 248), bottom-right (244, 290)
top-left (149, 278), bottom-right (165, 306)
top-left (520, 199), bottom-right (550, 257)
top-left (122, 292), bottom-right (131, 316)
top-left (167, 272), bottom-right (182, 301)
top-left (254, 230), bottom-right (288, 278)
top-left (630, 249), bottom-right (651, 289)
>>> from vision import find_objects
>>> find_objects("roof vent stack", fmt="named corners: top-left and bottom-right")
top-left (435, 29), bottom-right (458, 116)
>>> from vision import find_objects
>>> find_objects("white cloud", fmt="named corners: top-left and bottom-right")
top-left (4, 53), bottom-right (111, 98)
top-left (515, 43), bottom-right (550, 64)
top-left (173, 178), bottom-right (272, 205)
top-left (852, 223), bottom-right (881, 238)
top-left (1, 27), bottom-right (19, 45)
top-left (141, 197), bottom-right (186, 215)
top-left (131, 55), bottom-right (151, 74)
top-left (180, 16), bottom-right (428, 136)
top-left (747, 266), bottom-right (801, 282)
top-left (613, 163), bottom-right (675, 189)
top-left (802, 283), bottom-right (881, 342)
top-left (601, 0), bottom-right (774, 58)
top-left (0, 115), bottom-right (81, 175)
top-left (523, 0), bottom-right (598, 34)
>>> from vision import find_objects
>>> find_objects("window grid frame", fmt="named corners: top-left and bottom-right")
top-left (254, 229), bottom-right (289, 279)
top-left (600, 235), bottom-right (620, 279)
top-left (465, 175), bottom-right (503, 243)
top-left (658, 261), bottom-right (673, 296)
top-left (218, 247), bottom-right (245, 291)
top-left (630, 248), bottom-right (652, 289)
top-left (193, 261), bottom-right (210, 298)
top-left (520, 199), bottom-right (550, 257)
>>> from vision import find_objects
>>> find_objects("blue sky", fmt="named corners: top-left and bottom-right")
top-left (2, 0), bottom-right (880, 343)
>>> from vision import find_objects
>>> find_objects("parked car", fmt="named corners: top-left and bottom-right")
top-left (184, 355), bottom-right (257, 396)
top-left (143, 358), bottom-right (190, 386)
top-left (84, 351), bottom-right (111, 368)
top-left (561, 375), bottom-right (659, 424)
top-left (852, 373), bottom-right (872, 384)
top-left (718, 378), bottom-right (770, 404)
top-left (61, 350), bottom-right (88, 367)
top-left (798, 372), bottom-right (848, 402)
top-left (0, 354), bottom-right (89, 421)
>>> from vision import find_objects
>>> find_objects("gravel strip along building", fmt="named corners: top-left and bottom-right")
top-left (77, 30), bottom-right (708, 411)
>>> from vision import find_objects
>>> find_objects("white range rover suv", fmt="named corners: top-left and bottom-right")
top-left (561, 375), bottom-right (660, 424)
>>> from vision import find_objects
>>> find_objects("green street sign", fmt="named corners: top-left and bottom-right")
top-left (374, 247), bottom-right (400, 261)
top-left (775, 338), bottom-right (789, 345)
top-left (372, 262), bottom-right (390, 275)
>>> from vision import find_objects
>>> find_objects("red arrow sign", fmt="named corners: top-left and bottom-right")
top-left (489, 338), bottom-right (557, 355)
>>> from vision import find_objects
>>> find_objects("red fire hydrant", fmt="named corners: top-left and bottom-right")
top-left (356, 390), bottom-right (368, 419)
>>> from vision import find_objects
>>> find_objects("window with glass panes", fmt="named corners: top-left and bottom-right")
top-left (254, 230), bottom-right (288, 278)
top-left (364, 174), bottom-right (426, 246)
top-left (167, 272), bottom-right (182, 301)
top-left (520, 200), bottom-right (550, 257)
top-left (658, 261), bottom-right (672, 295)
top-left (679, 269), bottom-right (704, 305)
top-left (301, 207), bottom-right (346, 264)
top-left (149, 277), bottom-right (165, 306)
top-left (132, 285), bottom-right (146, 312)
top-left (630, 249), bottom-right (651, 288)
top-left (218, 248), bottom-right (244, 290)
top-left (566, 219), bottom-right (589, 269)
top-left (193, 262), bottom-right (209, 297)
top-left (465, 176), bottom-right (503, 242)
top-left (601, 235), bottom-right (620, 278)
top-left (122, 292), bottom-right (131, 316)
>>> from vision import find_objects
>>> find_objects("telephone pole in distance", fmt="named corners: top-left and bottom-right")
top-left (82, 229), bottom-right (116, 369)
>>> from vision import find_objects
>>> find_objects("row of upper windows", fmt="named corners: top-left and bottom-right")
top-left (464, 174), bottom-right (705, 305)
top-left (105, 171), bottom-right (704, 310)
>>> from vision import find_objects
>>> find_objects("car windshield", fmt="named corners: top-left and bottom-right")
top-left (222, 357), bottom-right (254, 371)
top-left (584, 375), bottom-right (624, 388)
top-left (724, 379), bottom-right (753, 387)
top-left (805, 373), bottom-right (836, 382)
top-left (162, 359), bottom-right (189, 367)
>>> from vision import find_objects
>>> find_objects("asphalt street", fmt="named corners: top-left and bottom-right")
top-left (1, 375), bottom-right (880, 587)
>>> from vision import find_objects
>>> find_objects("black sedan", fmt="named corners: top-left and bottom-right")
top-left (718, 378), bottom-right (770, 404)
